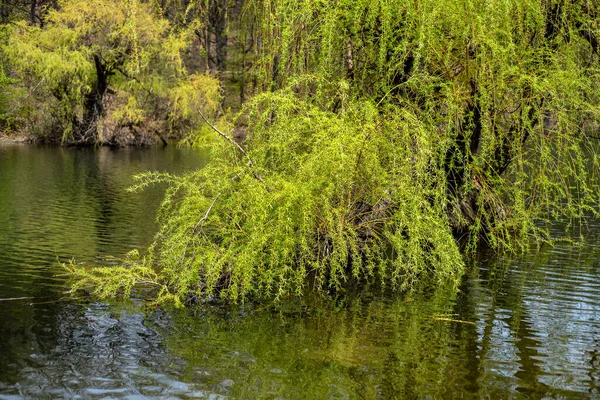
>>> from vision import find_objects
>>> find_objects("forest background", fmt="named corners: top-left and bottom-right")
top-left (1, 0), bottom-right (599, 305)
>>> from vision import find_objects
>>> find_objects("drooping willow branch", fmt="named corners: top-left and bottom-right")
top-left (197, 109), bottom-right (265, 183)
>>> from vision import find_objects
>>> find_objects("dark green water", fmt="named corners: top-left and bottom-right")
top-left (1, 143), bottom-right (599, 399)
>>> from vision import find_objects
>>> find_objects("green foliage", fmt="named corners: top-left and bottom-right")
top-left (66, 0), bottom-right (600, 304)
top-left (67, 88), bottom-right (466, 305)
top-left (3, 0), bottom-right (220, 143)
top-left (0, 26), bottom-right (17, 131)
top-left (0, 64), bottom-right (11, 128)
top-left (64, 250), bottom-right (166, 300)
top-left (246, 0), bottom-right (600, 247)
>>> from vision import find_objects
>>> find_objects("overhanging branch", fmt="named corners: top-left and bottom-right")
top-left (197, 109), bottom-right (265, 183)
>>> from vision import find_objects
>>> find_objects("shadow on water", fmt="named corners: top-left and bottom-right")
top-left (1, 143), bottom-right (600, 398)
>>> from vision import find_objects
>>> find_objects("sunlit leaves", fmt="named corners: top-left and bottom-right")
top-left (66, 0), bottom-right (600, 304)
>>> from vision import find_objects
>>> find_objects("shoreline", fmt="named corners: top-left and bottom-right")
top-left (0, 132), bottom-right (168, 147)
top-left (0, 133), bottom-right (30, 144)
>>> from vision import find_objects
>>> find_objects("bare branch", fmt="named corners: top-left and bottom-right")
top-left (0, 296), bottom-right (34, 302)
top-left (197, 109), bottom-right (265, 183)
top-left (193, 192), bottom-right (222, 234)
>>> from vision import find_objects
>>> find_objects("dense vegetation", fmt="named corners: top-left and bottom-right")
top-left (1, 0), bottom-right (221, 144)
top-left (2, 0), bottom-right (599, 304)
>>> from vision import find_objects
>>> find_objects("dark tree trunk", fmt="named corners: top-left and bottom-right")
top-left (444, 79), bottom-right (484, 237)
top-left (29, 0), bottom-right (36, 25)
top-left (215, 26), bottom-right (227, 72)
top-left (75, 55), bottom-right (111, 144)
top-left (205, 26), bottom-right (211, 70)
top-left (579, 29), bottom-right (598, 54)
top-left (209, 0), bottom-right (227, 72)
top-left (444, 79), bottom-right (482, 198)
top-left (0, 0), bottom-right (12, 23)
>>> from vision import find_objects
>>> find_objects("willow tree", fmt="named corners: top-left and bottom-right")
top-left (4, 0), bottom-right (220, 144)
top-left (0, 0), bottom-right (54, 25)
top-left (69, 0), bottom-right (600, 305)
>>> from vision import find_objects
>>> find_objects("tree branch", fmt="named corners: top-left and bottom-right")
top-left (197, 109), bottom-right (265, 183)
top-left (193, 192), bottom-right (221, 234)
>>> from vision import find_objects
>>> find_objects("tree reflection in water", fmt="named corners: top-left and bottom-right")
top-left (1, 144), bottom-right (599, 398)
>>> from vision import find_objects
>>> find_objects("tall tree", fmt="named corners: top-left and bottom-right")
top-left (4, 0), bottom-right (220, 143)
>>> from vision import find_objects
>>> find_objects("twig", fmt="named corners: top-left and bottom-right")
top-left (430, 317), bottom-right (476, 325)
top-left (6, 77), bottom-right (47, 114)
top-left (0, 296), bottom-right (35, 302)
top-left (178, 192), bottom-right (222, 270)
top-left (27, 297), bottom-right (72, 306)
top-left (197, 109), bottom-right (265, 183)
top-left (193, 192), bottom-right (222, 234)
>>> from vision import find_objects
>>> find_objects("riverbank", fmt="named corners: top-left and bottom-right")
top-left (0, 132), bottom-right (30, 144)
top-left (0, 129), bottom-right (169, 147)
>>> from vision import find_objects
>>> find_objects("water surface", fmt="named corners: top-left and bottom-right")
top-left (0, 143), bottom-right (599, 399)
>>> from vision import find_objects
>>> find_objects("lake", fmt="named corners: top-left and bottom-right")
top-left (1, 143), bottom-right (599, 398)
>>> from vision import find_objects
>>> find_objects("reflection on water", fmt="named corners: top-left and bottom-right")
top-left (0, 144), bottom-right (209, 398)
top-left (1, 143), bottom-right (599, 398)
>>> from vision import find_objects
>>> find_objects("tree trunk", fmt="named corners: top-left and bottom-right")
top-left (209, 0), bottom-right (227, 72)
top-left (29, 0), bottom-right (36, 25)
top-left (0, 0), bottom-right (11, 23)
top-left (74, 55), bottom-right (110, 144)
